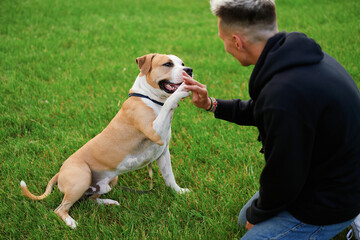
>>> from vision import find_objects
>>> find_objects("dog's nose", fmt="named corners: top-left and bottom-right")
top-left (184, 67), bottom-right (193, 77)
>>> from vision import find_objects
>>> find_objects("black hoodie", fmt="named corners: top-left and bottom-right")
top-left (214, 32), bottom-right (360, 225)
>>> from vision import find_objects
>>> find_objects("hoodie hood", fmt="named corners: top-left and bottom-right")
top-left (249, 31), bottom-right (324, 101)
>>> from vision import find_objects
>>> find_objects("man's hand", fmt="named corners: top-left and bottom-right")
top-left (246, 221), bottom-right (254, 230)
top-left (182, 71), bottom-right (212, 110)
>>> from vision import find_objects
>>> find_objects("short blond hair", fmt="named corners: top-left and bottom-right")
top-left (210, 0), bottom-right (278, 42)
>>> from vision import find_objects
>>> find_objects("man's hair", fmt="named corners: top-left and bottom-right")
top-left (210, 0), bottom-right (278, 42)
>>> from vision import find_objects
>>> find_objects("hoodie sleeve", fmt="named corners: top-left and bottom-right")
top-left (214, 99), bottom-right (256, 126)
top-left (246, 109), bottom-right (315, 224)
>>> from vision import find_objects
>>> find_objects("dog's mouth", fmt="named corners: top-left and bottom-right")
top-left (159, 80), bottom-right (182, 94)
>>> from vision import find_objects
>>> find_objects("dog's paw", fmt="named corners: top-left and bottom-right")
top-left (177, 188), bottom-right (190, 194)
top-left (65, 216), bottom-right (78, 229)
top-left (176, 82), bottom-right (188, 92)
top-left (96, 198), bottom-right (120, 206)
top-left (172, 83), bottom-right (190, 99)
top-left (177, 91), bottom-right (191, 100)
top-left (99, 184), bottom-right (112, 194)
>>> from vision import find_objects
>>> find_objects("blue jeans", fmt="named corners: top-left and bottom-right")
top-left (238, 191), bottom-right (354, 240)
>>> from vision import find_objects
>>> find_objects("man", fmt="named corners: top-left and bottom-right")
top-left (182, 0), bottom-right (360, 239)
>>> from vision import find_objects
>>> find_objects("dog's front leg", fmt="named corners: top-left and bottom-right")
top-left (152, 84), bottom-right (189, 143)
top-left (157, 148), bottom-right (189, 194)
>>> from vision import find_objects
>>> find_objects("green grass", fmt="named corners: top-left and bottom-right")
top-left (1, 0), bottom-right (359, 239)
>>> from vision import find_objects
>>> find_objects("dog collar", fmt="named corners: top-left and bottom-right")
top-left (128, 93), bottom-right (164, 106)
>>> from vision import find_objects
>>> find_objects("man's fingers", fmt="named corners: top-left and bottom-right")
top-left (184, 84), bottom-right (207, 96)
top-left (182, 71), bottom-right (206, 88)
top-left (181, 71), bottom-right (210, 109)
top-left (182, 70), bottom-right (192, 79)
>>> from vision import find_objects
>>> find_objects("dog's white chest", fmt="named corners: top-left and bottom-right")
top-left (116, 132), bottom-right (170, 173)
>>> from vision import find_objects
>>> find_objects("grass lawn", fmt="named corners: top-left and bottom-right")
top-left (1, 0), bottom-right (359, 239)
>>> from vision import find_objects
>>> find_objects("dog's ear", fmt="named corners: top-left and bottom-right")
top-left (136, 54), bottom-right (157, 75)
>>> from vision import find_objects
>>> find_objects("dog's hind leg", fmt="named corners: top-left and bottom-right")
top-left (54, 198), bottom-right (79, 229)
top-left (89, 193), bottom-right (120, 206)
top-left (89, 177), bottom-right (120, 206)
top-left (55, 165), bottom-right (91, 229)
top-left (109, 176), bottom-right (118, 187)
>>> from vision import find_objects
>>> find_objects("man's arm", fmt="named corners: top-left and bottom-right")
top-left (215, 99), bottom-right (255, 126)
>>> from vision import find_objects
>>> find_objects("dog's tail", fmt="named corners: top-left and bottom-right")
top-left (20, 173), bottom-right (59, 200)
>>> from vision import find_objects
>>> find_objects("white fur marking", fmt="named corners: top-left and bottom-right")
top-left (20, 180), bottom-right (26, 187)
top-left (179, 188), bottom-right (190, 194)
top-left (95, 178), bottom-right (112, 194)
top-left (116, 142), bottom-right (165, 173)
top-left (96, 199), bottom-right (120, 206)
top-left (65, 216), bottom-right (78, 229)
top-left (169, 55), bottom-right (187, 85)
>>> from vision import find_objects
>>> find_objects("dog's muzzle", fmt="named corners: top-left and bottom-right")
top-left (159, 81), bottom-right (183, 94)
top-left (159, 67), bottom-right (193, 94)
top-left (184, 67), bottom-right (193, 77)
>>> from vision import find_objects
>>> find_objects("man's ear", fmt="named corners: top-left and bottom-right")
top-left (232, 34), bottom-right (244, 51)
top-left (136, 54), bottom-right (157, 75)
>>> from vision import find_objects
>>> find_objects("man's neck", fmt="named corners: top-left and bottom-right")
top-left (246, 40), bottom-right (268, 65)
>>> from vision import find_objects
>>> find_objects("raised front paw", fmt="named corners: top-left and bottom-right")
top-left (172, 83), bottom-right (190, 100)
top-left (165, 83), bottom-right (190, 109)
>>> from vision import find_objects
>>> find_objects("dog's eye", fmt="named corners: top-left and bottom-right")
top-left (181, 63), bottom-right (185, 66)
top-left (163, 62), bottom-right (174, 67)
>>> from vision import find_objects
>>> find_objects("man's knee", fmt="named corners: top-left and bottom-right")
top-left (238, 208), bottom-right (247, 227)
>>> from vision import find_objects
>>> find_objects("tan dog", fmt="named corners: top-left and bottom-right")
top-left (20, 53), bottom-right (193, 229)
